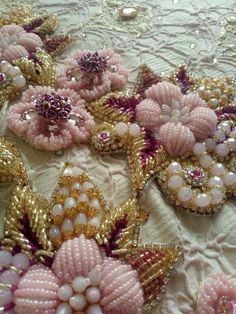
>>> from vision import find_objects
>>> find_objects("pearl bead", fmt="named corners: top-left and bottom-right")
top-left (49, 225), bottom-right (61, 238)
top-left (88, 266), bottom-right (102, 286)
top-left (90, 198), bottom-right (100, 209)
top-left (205, 138), bottom-right (216, 151)
top-left (69, 294), bottom-right (87, 311)
top-left (75, 213), bottom-right (87, 225)
top-left (88, 217), bottom-right (100, 228)
top-left (199, 155), bottom-right (213, 169)
top-left (193, 143), bottom-right (206, 155)
top-left (59, 186), bottom-right (70, 195)
top-left (168, 162), bottom-right (182, 174)
top-left (223, 172), bottom-right (236, 186)
top-left (177, 187), bottom-right (192, 202)
top-left (87, 304), bottom-right (103, 314)
top-left (52, 204), bottom-right (64, 216)
top-left (215, 143), bottom-right (229, 157)
top-left (56, 303), bottom-right (72, 314)
top-left (13, 75), bottom-right (26, 88)
top-left (61, 219), bottom-right (73, 232)
top-left (210, 188), bottom-right (223, 204)
top-left (194, 193), bottom-right (210, 208)
top-left (86, 287), bottom-right (101, 304)
top-left (218, 122), bottom-right (231, 134)
top-left (72, 277), bottom-right (90, 293)
top-left (0, 270), bottom-right (20, 285)
top-left (115, 122), bottom-right (128, 136)
top-left (8, 66), bottom-right (21, 76)
top-left (71, 167), bottom-right (83, 177)
top-left (129, 123), bottom-right (141, 137)
top-left (12, 253), bottom-right (29, 270)
top-left (210, 163), bottom-right (225, 176)
top-left (226, 138), bottom-right (236, 151)
top-left (208, 176), bottom-right (224, 187)
top-left (57, 284), bottom-right (73, 301)
top-left (64, 197), bottom-right (77, 209)
top-left (63, 168), bottom-right (73, 176)
top-left (209, 98), bottom-right (218, 107)
top-left (0, 288), bottom-right (13, 306)
top-left (214, 130), bottom-right (225, 141)
top-left (167, 175), bottom-right (183, 190)
top-left (0, 250), bottom-right (12, 267)
top-left (82, 182), bottom-right (94, 191)
top-left (78, 193), bottom-right (89, 203)
top-left (72, 181), bottom-right (81, 190)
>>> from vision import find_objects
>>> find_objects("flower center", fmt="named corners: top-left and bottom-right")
top-left (35, 93), bottom-right (72, 120)
top-left (56, 265), bottom-right (102, 313)
top-left (160, 99), bottom-right (190, 124)
top-left (184, 167), bottom-right (207, 187)
top-left (78, 52), bottom-right (108, 74)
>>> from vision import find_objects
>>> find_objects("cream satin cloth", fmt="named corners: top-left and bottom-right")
top-left (0, 1), bottom-right (236, 313)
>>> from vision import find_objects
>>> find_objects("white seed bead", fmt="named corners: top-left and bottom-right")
top-left (223, 172), bottom-right (236, 186)
top-left (86, 304), bottom-right (103, 314)
top-left (167, 175), bottom-right (183, 190)
top-left (72, 277), bottom-right (90, 293)
top-left (86, 287), bottom-right (101, 304)
top-left (82, 182), bottom-right (94, 191)
top-left (193, 143), bottom-right (206, 155)
top-left (75, 213), bottom-right (87, 225)
top-left (115, 122), bottom-right (128, 136)
top-left (199, 155), bottom-right (213, 169)
top-left (177, 187), bottom-right (193, 202)
top-left (64, 197), bottom-right (77, 209)
top-left (129, 123), bottom-right (141, 137)
top-left (78, 193), bottom-right (89, 203)
top-left (194, 193), bottom-right (210, 208)
top-left (208, 176), bottom-right (224, 187)
top-left (205, 138), bottom-right (216, 151)
top-left (168, 162), bottom-right (182, 174)
top-left (69, 294), bottom-right (87, 311)
top-left (210, 188), bottom-right (223, 204)
top-left (57, 284), bottom-right (73, 301)
top-left (56, 303), bottom-right (72, 314)
top-left (215, 143), bottom-right (229, 157)
top-left (210, 163), bottom-right (225, 176)
top-left (52, 204), bottom-right (64, 216)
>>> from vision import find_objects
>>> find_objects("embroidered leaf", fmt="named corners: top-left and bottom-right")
top-left (43, 35), bottom-right (74, 57)
top-left (23, 13), bottom-right (58, 36)
top-left (174, 64), bottom-right (195, 94)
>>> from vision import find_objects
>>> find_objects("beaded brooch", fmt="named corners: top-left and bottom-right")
top-left (88, 64), bottom-right (236, 214)
top-left (0, 138), bottom-right (181, 313)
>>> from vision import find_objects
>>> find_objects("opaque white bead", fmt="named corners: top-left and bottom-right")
top-left (90, 198), bottom-right (100, 209)
top-left (52, 204), bottom-right (64, 216)
top-left (168, 162), bottom-right (182, 174)
top-left (56, 303), bottom-right (72, 314)
top-left (0, 250), bottom-right (12, 267)
top-left (82, 182), bottom-right (94, 191)
top-left (49, 225), bottom-right (61, 238)
top-left (193, 143), bottom-right (206, 155)
top-left (199, 155), bottom-right (213, 169)
top-left (88, 217), bottom-right (100, 228)
top-left (79, 193), bottom-right (89, 203)
top-left (87, 304), bottom-right (103, 314)
top-left (86, 287), bottom-right (101, 304)
top-left (215, 143), bottom-right (229, 157)
top-left (167, 175), bottom-right (183, 190)
top-left (69, 294), bottom-right (87, 311)
top-left (208, 176), bottom-right (224, 187)
top-left (194, 193), bottom-right (210, 208)
top-left (177, 187), bottom-right (192, 202)
top-left (129, 123), bottom-right (141, 137)
top-left (72, 277), bottom-right (90, 293)
top-left (115, 122), bottom-right (128, 136)
top-left (0, 288), bottom-right (13, 306)
top-left (205, 138), bottom-right (216, 151)
top-left (210, 188), bottom-right (223, 204)
top-left (223, 172), bottom-right (236, 186)
top-left (61, 219), bottom-right (73, 232)
top-left (75, 213), bottom-right (87, 225)
top-left (12, 253), bottom-right (29, 270)
top-left (210, 163), bottom-right (225, 176)
top-left (64, 197), bottom-right (77, 209)
top-left (88, 266), bottom-right (102, 286)
top-left (13, 75), bottom-right (26, 88)
top-left (57, 284), bottom-right (73, 301)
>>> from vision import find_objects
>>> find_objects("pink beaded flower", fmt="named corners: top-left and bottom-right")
top-left (56, 49), bottom-right (128, 101)
top-left (197, 272), bottom-right (236, 314)
top-left (0, 24), bottom-right (43, 62)
top-left (135, 82), bottom-right (217, 156)
top-left (7, 86), bottom-right (95, 151)
top-left (14, 235), bottom-right (144, 314)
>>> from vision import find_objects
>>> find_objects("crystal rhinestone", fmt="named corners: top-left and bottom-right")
top-left (118, 7), bottom-right (137, 19)
top-left (97, 131), bottom-right (111, 142)
top-left (68, 113), bottom-right (85, 128)
top-left (21, 109), bottom-right (37, 121)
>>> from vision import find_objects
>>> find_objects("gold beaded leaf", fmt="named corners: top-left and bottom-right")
top-left (96, 198), bottom-right (140, 254)
top-left (50, 163), bottom-right (109, 248)
top-left (121, 244), bottom-right (182, 310)
top-left (4, 184), bottom-right (53, 263)
top-left (23, 13), bottom-right (58, 36)
top-left (13, 48), bottom-right (56, 86)
top-left (0, 137), bottom-right (27, 184)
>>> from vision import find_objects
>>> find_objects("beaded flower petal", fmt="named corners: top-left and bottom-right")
top-left (0, 141), bottom-right (181, 313)
top-left (7, 86), bottom-right (95, 151)
top-left (56, 48), bottom-right (129, 102)
top-left (197, 273), bottom-right (236, 314)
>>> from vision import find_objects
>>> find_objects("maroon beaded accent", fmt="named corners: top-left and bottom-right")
top-left (78, 52), bottom-right (107, 74)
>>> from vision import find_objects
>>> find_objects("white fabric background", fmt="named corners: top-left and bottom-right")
top-left (1, 1), bottom-right (236, 313)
